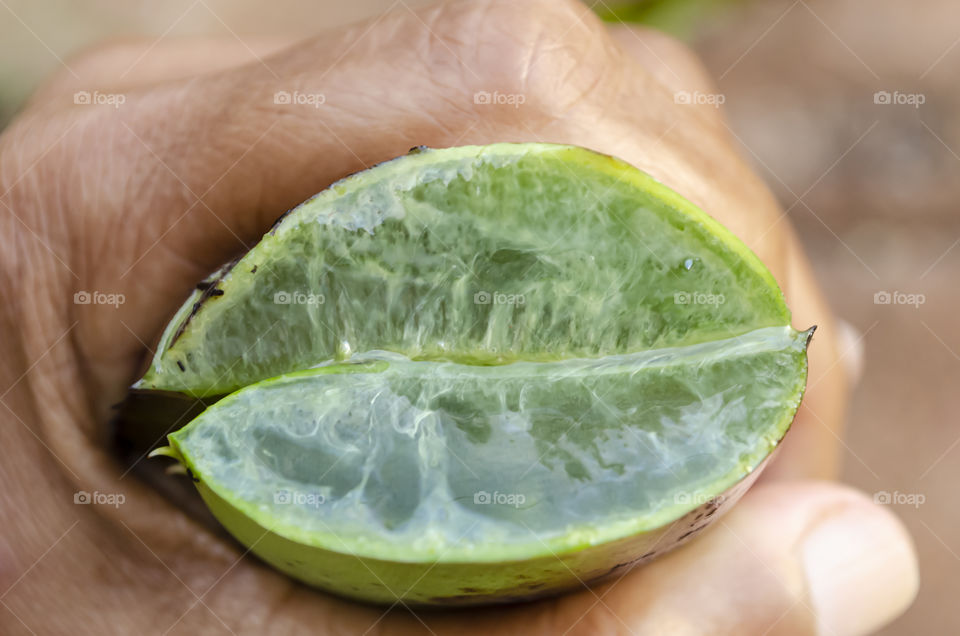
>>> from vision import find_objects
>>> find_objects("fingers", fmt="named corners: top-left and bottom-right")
top-left (405, 481), bottom-right (917, 636)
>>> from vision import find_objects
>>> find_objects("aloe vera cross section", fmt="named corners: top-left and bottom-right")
top-left (135, 144), bottom-right (789, 397)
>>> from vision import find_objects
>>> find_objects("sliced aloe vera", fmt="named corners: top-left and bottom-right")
top-left (169, 326), bottom-right (808, 604)
top-left (143, 143), bottom-right (812, 605)
top-left (136, 144), bottom-right (788, 398)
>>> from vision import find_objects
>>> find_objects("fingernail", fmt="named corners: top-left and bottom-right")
top-left (836, 320), bottom-right (865, 387)
top-left (802, 502), bottom-right (918, 636)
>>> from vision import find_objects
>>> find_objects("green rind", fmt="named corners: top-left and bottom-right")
top-left (190, 460), bottom-right (767, 606)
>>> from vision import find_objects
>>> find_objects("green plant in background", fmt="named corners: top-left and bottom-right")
top-left (592, 0), bottom-right (747, 40)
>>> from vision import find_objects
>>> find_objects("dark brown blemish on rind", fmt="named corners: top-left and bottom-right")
top-left (176, 360), bottom-right (185, 372)
top-left (602, 559), bottom-right (641, 578)
top-left (169, 257), bottom-right (239, 348)
top-left (267, 209), bottom-right (293, 236)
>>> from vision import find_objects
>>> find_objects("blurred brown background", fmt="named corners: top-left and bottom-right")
top-left (1, 0), bottom-right (956, 633)
top-left (695, 3), bottom-right (959, 633)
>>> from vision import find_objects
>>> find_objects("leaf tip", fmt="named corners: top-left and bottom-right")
top-left (149, 445), bottom-right (183, 462)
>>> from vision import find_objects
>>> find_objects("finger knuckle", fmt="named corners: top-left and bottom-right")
top-left (432, 0), bottom-right (615, 113)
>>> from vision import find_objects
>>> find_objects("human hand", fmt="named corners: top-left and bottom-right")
top-left (0, 0), bottom-right (917, 633)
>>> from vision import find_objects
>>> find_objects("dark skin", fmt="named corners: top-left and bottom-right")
top-left (0, 1), bottom-right (916, 633)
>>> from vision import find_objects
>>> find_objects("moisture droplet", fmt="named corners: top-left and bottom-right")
top-left (683, 258), bottom-right (694, 270)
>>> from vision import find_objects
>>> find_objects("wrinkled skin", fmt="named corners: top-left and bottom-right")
top-left (0, 1), bottom-right (917, 634)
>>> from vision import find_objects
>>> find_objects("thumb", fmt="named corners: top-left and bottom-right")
top-left (599, 481), bottom-right (918, 635)
top-left (415, 481), bottom-right (919, 636)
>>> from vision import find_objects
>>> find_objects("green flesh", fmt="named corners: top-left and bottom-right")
top-left (143, 143), bottom-right (811, 605)
top-left (171, 326), bottom-right (807, 562)
top-left (136, 144), bottom-right (788, 398)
